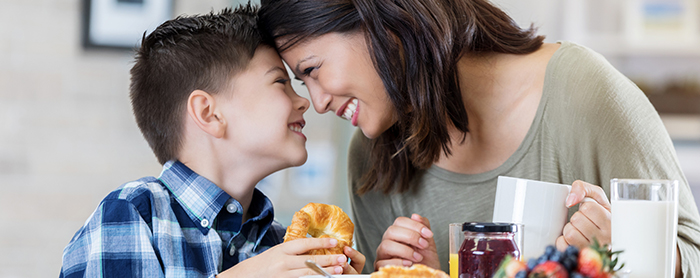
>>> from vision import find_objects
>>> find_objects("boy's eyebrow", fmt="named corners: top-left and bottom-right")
top-left (265, 66), bottom-right (287, 75)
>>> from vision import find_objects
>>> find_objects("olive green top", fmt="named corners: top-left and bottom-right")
top-left (347, 41), bottom-right (700, 275)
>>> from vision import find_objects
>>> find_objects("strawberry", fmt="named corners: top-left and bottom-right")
top-left (577, 239), bottom-right (624, 278)
top-left (528, 261), bottom-right (568, 278)
top-left (577, 247), bottom-right (606, 278)
top-left (493, 255), bottom-right (528, 278)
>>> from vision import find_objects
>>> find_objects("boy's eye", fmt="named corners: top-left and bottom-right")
top-left (275, 78), bottom-right (289, 84)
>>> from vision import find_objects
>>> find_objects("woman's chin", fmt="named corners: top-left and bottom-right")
top-left (360, 128), bottom-right (379, 139)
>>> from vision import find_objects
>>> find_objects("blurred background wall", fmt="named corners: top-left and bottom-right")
top-left (0, 0), bottom-right (698, 277)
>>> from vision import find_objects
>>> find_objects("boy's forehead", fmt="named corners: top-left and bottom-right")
top-left (265, 66), bottom-right (287, 76)
top-left (246, 47), bottom-right (288, 76)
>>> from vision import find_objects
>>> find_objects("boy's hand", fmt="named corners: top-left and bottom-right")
top-left (217, 238), bottom-right (346, 278)
top-left (375, 214), bottom-right (440, 270)
top-left (342, 246), bottom-right (366, 274)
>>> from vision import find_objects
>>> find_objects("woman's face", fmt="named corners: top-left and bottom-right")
top-left (279, 32), bottom-right (397, 139)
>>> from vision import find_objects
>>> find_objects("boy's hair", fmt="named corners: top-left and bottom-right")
top-left (130, 4), bottom-right (269, 164)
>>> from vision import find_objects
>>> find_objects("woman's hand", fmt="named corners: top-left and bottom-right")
top-left (375, 214), bottom-right (440, 270)
top-left (342, 246), bottom-right (366, 274)
top-left (555, 180), bottom-right (612, 251)
top-left (216, 238), bottom-right (347, 278)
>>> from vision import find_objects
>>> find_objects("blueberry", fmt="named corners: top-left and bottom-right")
top-left (544, 245), bottom-right (556, 257)
top-left (562, 257), bottom-right (578, 271)
top-left (515, 270), bottom-right (527, 278)
top-left (571, 272), bottom-right (584, 278)
top-left (527, 258), bottom-right (538, 269)
top-left (550, 250), bottom-right (563, 262)
top-left (536, 255), bottom-right (548, 265)
top-left (565, 245), bottom-right (579, 257)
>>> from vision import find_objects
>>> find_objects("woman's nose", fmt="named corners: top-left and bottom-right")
top-left (308, 86), bottom-right (332, 114)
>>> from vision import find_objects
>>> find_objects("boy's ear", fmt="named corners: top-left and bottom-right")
top-left (187, 90), bottom-right (226, 138)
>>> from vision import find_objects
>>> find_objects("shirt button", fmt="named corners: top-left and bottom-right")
top-left (226, 204), bottom-right (237, 213)
top-left (200, 218), bottom-right (209, 227)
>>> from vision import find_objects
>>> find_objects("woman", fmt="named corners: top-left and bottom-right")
top-left (259, 0), bottom-right (700, 276)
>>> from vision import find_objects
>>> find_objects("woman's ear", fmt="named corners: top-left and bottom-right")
top-left (187, 90), bottom-right (226, 138)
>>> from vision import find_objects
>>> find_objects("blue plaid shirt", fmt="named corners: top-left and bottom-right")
top-left (60, 160), bottom-right (286, 277)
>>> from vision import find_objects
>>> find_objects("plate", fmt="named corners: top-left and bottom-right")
top-left (300, 275), bottom-right (371, 278)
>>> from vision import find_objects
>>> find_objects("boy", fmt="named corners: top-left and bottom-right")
top-left (60, 5), bottom-right (364, 277)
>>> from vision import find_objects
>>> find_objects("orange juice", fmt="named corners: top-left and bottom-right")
top-left (449, 253), bottom-right (459, 278)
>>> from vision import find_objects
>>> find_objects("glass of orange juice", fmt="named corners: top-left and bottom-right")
top-left (448, 223), bottom-right (464, 278)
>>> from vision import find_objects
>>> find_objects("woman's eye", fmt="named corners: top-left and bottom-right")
top-left (302, 66), bottom-right (316, 76)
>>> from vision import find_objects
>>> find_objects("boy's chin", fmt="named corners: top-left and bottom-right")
top-left (290, 153), bottom-right (308, 167)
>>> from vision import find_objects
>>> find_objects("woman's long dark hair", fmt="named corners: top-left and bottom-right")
top-left (260, 0), bottom-right (544, 194)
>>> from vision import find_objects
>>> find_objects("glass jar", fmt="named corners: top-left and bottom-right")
top-left (459, 222), bottom-right (520, 278)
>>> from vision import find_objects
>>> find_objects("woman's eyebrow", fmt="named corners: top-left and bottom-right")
top-left (294, 55), bottom-right (316, 74)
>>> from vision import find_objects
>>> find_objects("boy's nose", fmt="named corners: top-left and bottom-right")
top-left (296, 95), bottom-right (310, 113)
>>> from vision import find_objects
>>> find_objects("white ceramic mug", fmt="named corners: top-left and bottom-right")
top-left (492, 176), bottom-right (571, 260)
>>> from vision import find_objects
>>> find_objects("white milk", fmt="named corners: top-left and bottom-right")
top-left (611, 200), bottom-right (677, 278)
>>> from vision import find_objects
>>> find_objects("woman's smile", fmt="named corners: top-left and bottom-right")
top-left (337, 98), bottom-right (359, 125)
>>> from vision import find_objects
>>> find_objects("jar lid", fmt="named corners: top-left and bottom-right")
top-left (462, 222), bottom-right (519, 233)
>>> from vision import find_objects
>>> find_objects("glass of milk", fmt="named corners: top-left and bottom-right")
top-left (611, 179), bottom-right (679, 278)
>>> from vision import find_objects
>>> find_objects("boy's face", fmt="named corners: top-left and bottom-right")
top-left (219, 46), bottom-right (310, 168)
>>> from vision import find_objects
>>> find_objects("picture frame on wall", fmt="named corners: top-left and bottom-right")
top-left (82, 0), bottom-right (173, 50)
top-left (623, 0), bottom-right (699, 47)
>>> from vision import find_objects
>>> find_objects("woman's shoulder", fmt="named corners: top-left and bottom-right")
top-left (544, 41), bottom-right (646, 112)
top-left (546, 41), bottom-right (623, 83)
top-left (539, 41), bottom-right (663, 148)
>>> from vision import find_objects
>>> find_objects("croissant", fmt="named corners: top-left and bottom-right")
top-left (284, 203), bottom-right (354, 255)
top-left (370, 264), bottom-right (450, 278)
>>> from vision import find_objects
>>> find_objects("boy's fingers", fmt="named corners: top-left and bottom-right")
top-left (304, 254), bottom-right (347, 267)
top-left (344, 246), bottom-right (366, 273)
top-left (282, 238), bottom-right (338, 255)
top-left (291, 265), bottom-right (343, 277)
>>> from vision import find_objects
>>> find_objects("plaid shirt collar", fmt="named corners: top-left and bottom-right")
top-left (157, 160), bottom-right (275, 239)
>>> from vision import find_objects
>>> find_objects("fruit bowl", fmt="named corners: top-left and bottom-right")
top-left (493, 239), bottom-right (625, 278)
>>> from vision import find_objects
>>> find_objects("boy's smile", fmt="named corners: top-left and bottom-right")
top-left (288, 120), bottom-right (306, 139)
